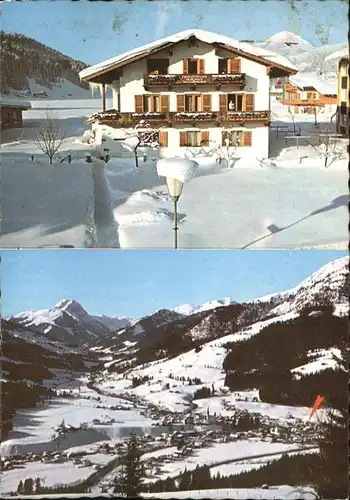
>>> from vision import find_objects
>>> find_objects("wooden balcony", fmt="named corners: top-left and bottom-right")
top-left (88, 110), bottom-right (271, 127)
top-left (143, 73), bottom-right (246, 89)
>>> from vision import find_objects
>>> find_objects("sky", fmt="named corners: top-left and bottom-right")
top-left (1, 250), bottom-right (347, 318)
top-left (1, 0), bottom-right (348, 65)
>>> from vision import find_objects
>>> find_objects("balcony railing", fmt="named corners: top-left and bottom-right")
top-left (143, 73), bottom-right (246, 88)
top-left (89, 110), bottom-right (270, 126)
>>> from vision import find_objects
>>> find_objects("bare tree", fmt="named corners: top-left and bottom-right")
top-left (288, 107), bottom-right (297, 134)
top-left (307, 124), bottom-right (344, 168)
top-left (33, 111), bottom-right (66, 164)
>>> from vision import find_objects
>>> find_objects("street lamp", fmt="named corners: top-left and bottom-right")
top-left (157, 157), bottom-right (198, 249)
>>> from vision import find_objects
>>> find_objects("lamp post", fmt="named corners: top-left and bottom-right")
top-left (157, 157), bottom-right (198, 249)
top-left (166, 177), bottom-right (184, 249)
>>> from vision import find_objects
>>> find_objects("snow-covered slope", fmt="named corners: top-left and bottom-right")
top-left (257, 31), bottom-right (347, 73)
top-left (174, 298), bottom-right (234, 316)
top-left (270, 256), bottom-right (349, 317)
top-left (98, 257), bottom-right (349, 419)
top-left (8, 299), bottom-right (132, 346)
top-left (263, 31), bottom-right (313, 57)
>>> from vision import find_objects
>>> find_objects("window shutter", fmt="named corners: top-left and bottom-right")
top-left (243, 131), bottom-right (252, 146)
top-left (228, 58), bottom-right (241, 74)
top-left (245, 94), bottom-right (255, 112)
top-left (183, 59), bottom-right (189, 74)
top-left (160, 95), bottom-right (169, 112)
top-left (159, 131), bottom-right (168, 147)
top-left (179, 131), bottom-right (187, 146)
top-left (222, 131), bottom-right (228, 146)
top-left (201, 131), bottom-right (209, 146)
top-left (202, 94), bottom-right (212, 112)
top-left (177, 95), bottom-right (185, 112)
top-left (198, 59), bottom-right (205, 74)
top-left (135, 95), bottom-right (144, 113)
top-left (219, 94), bottom-right (228, 113)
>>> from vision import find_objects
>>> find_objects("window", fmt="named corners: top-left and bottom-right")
top-left (188, 60), bottom-right (198, 75)
top-left (341, 76), bottom-right (348, 90)
top-left (180, 131), bottom-right (209, 147)
top-left (187, 131), bottom-right (201, 146)
top-left (218, 59), bottom-right (228, 74)
top-left (227, 94), bottom-right (244, 111)
top-left (218, 58), bottom-right (241, 74)
top-left (147, 59), bottom-right (169, 75)
top-left (183, 59), bottom-right (205, 75)
top-left (223, 130), bottom-right (244, 147)
top-left (144, 95), bottom-right (160, 112)
top-left (185, 95), bottom-right (202, 112)
top-left (222, 130), bottom-right (252, 147)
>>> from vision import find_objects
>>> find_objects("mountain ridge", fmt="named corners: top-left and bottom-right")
top-left (0, 30), bottom-right (89, 93)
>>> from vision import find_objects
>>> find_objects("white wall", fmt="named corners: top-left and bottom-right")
top-left (93, 123), bottom-right (269, 159)
top-left (118, 40), bottom-right (270, 112)
top-left (159, 124), bottom-right (269, 160)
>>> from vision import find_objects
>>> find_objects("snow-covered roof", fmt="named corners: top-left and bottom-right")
top-left (80, 29), bottom-right (297, 81)
top-left (0, 95), bottom-right (31, 109)
top-left (289, 72), bottom-right (337, 95)
top-left (324, 46), bottom-right (349, 63)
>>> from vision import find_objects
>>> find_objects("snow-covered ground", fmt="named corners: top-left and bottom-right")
top-left (0, 461), bottom-right (96, 494)
top-left (0, 380), bottom-right (152, 457)
top-left (209, 448), bottom-right (316, 478)
top-left (143, 485), bottom-right (316, 499)
top-left (141, 440), bottom-right (315, 481)
top-left (1, 97), bottom-right (347, 248)
top-left (108, 154), bottom-right (348, 249)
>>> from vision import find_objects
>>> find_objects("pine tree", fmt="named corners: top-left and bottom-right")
top-left (34, 477), bottom-right (42, 493)
top-left (17, 480), bottom-right (24, 495)
top-left (23, 478), bottom-right (34, 495)
top-left (314, 339), bottom-right (348, 499)
top-left (178, 467), bottom-right (191, 490)
top-left (114, 432), bottom-right (145, 497)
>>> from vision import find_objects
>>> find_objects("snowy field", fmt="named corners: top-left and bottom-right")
top-left (0, 97), bottom-right (348, 248)
top-left (141, 440), bottom-right (315, 481)
top-left (143, 485), bottom-right (317, 499)
top-left (0, 382), bottom-right (152, 457)
top-left (0, 461), bottom-right (96, 495)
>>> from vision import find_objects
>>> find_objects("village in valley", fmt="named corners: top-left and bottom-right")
top-left (0, 1), bottom-right (348, 249)
top-left (0, 249), bottom-right (349, 499)
top-left (0, 1), bottom-right (349, 499)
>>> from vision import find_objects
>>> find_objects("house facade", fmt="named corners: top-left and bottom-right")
top-left (324, 47), bottom-right (349, 137)
top-left (80, 30), bottom-right (296, 158)
top-left (335, 55), bottom-right (349, 137)
top-left (0, 95), bottom-right (31, 130)
top-left (278, 73), bottom-right (337, 115)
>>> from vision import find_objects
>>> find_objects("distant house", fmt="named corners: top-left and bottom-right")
top-left (0, 95), bottom-right (31, 130)
top-left (278, 73), bottom-right (337, 115)
top-left (79, 28), bottom-right (296, 159)
top-left (325, 47), bottom-right (349, 137)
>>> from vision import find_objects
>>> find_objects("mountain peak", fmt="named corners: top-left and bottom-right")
top-left (55, 299), bottom-right (88, 317)
top-left (265, 31), bottom-right (312, 47)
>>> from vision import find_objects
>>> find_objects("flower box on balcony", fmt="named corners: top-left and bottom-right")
top-left (131, 112), bottom-right (166, 120)
top-left (174, 112), bottom-right (216, 121)
top-left (91, 109), bottom-right (120, 121)
top-left (211, 74), bottom-right (245, 85)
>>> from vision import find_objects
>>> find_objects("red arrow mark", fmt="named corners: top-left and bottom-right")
top-left (309, 394), bottom-right (325, 420)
